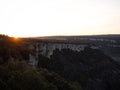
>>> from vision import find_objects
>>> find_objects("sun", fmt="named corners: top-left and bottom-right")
top-left (14, 36), bottom-right (18, 39)
top-left (13, 36), bottom-right (20, 42)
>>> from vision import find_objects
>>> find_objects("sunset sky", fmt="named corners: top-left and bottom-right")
top-left (0, 0), bottom-right (120, 37)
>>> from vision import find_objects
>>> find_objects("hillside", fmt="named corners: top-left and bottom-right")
top-left (38, 47), bottom-right (120, 90)
top-left (0, 34), bottom-right (120, 90)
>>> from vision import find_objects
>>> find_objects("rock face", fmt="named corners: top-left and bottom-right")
top-left (28, 38), bottom-right (120, 66)
top-left (28, 43), bottom-right (87, 65)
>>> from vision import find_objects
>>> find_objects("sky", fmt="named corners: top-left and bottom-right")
top-left (0, 0), bottom-right (120, 37)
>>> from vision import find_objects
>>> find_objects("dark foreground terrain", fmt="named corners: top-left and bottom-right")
top-left (0, 34), bottom-right (120, 90)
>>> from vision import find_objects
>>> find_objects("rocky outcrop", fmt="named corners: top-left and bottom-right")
top-left (28, 43), bottom-right (88, 65)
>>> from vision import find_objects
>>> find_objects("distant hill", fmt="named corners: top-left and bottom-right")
top-left (32, 34), bottom-right (120, 40)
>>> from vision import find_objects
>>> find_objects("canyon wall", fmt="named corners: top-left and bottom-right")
top-left (28, 43), bottom-right (88, 65)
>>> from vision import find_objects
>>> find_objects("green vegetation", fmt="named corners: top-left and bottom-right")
top-left (0, 61), bottom-right (81, 90)
top-left (38, 48), bottom-right (120, 90)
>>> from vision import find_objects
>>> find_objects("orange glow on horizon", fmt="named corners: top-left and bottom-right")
top-left (14, 36), bottom-right (18, 39)
top-left (12, 37), bottom-right (20, 42)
